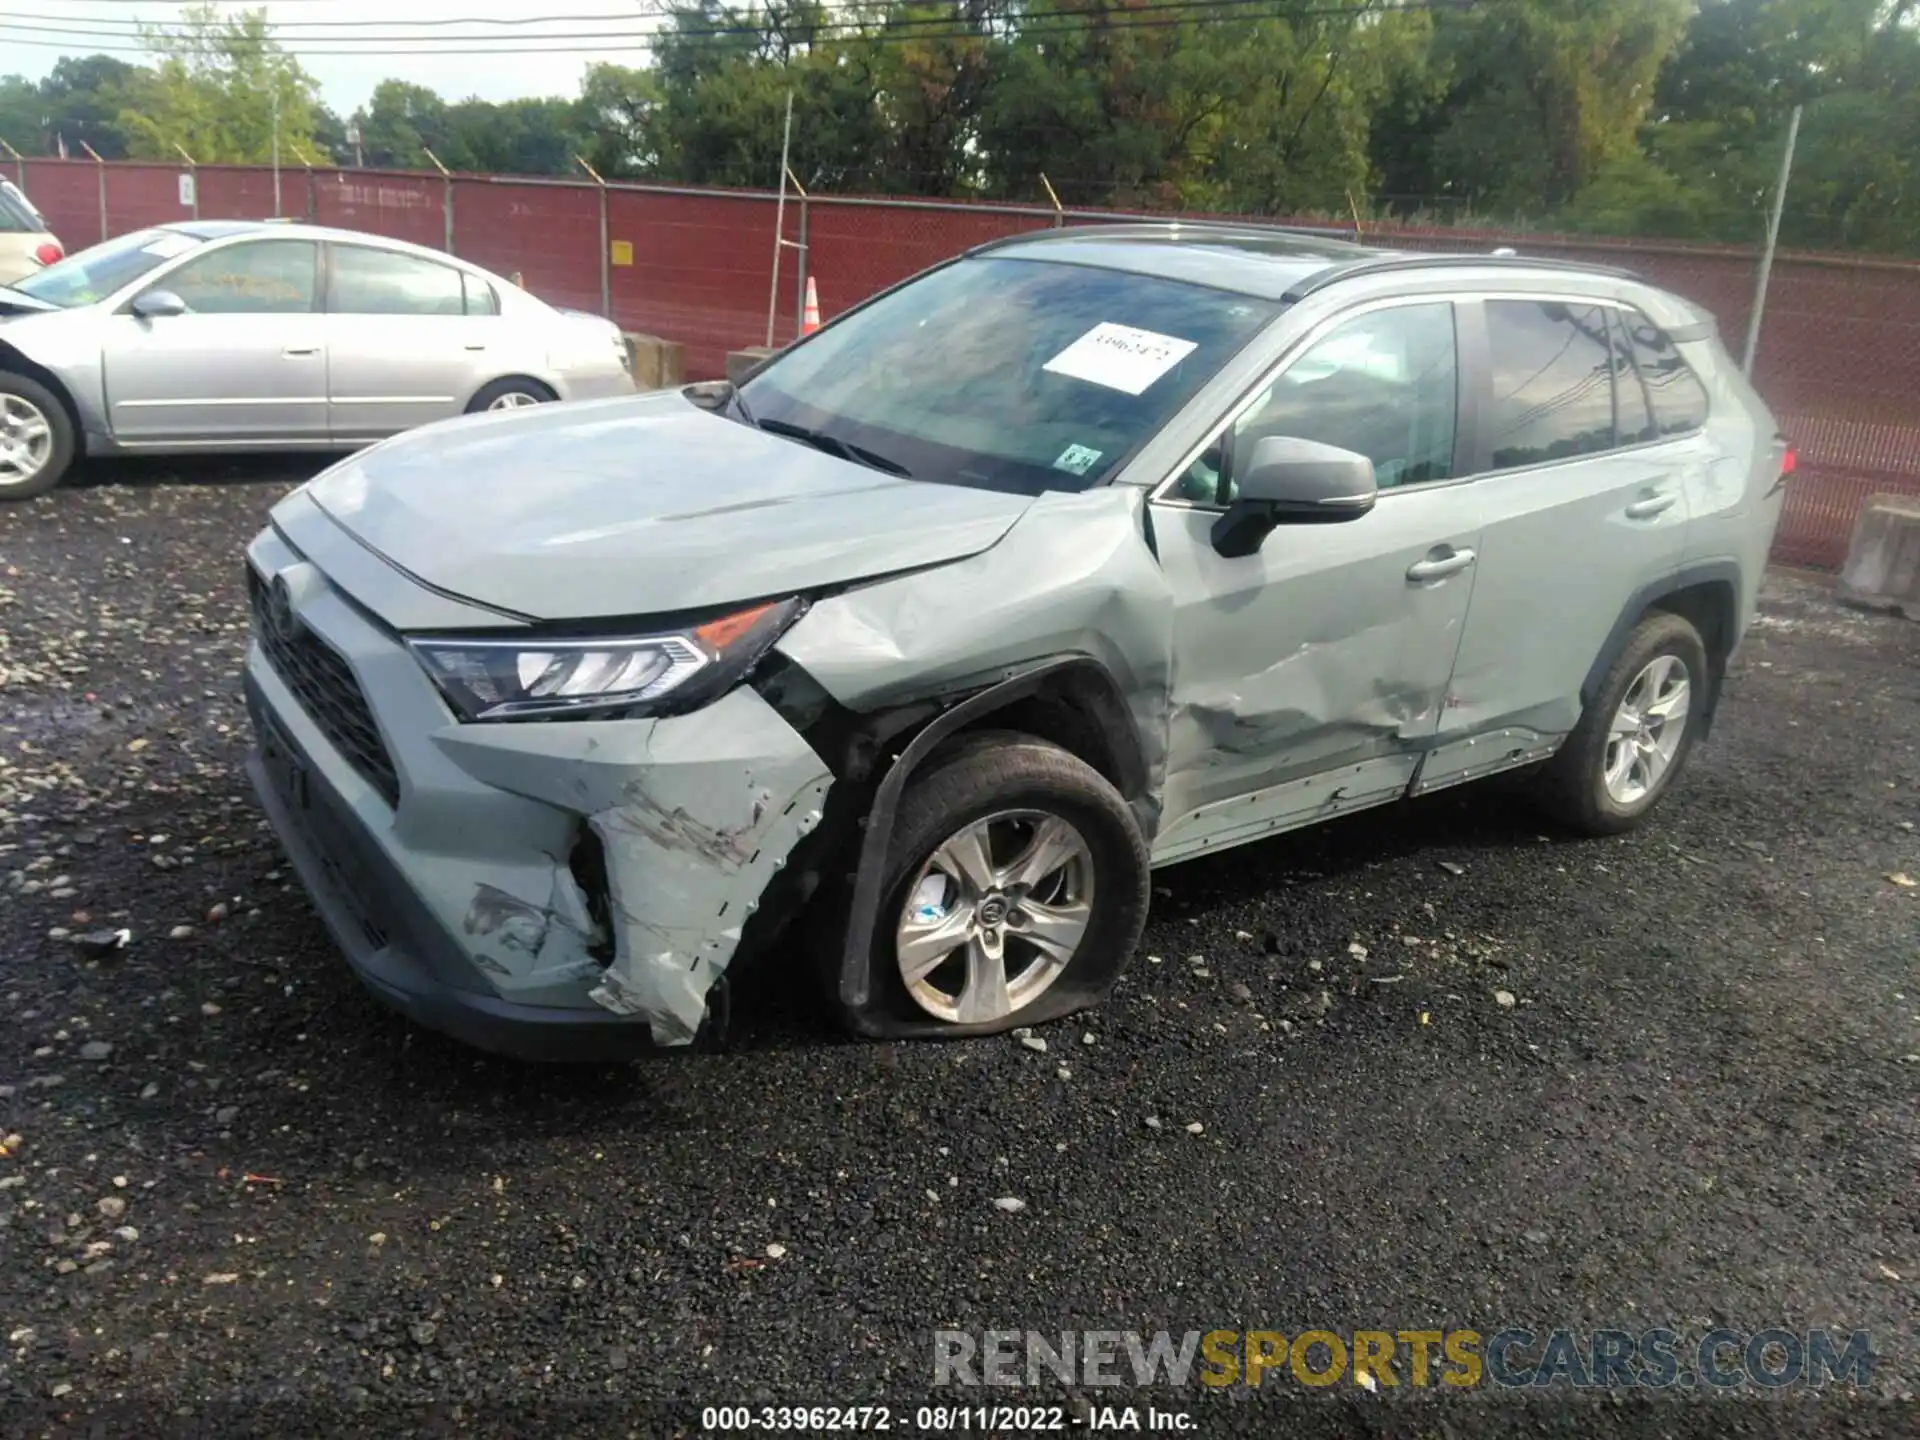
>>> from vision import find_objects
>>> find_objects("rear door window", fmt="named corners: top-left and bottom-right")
top-left (330, 245), bottom-right (468, 316)
top-left (1484, 300), bottom-right (1616, 470)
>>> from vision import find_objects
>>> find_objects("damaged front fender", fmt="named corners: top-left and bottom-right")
top-left (435, 687), bottom-right (833, 1046)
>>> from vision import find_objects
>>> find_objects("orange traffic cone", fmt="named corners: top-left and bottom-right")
top-left (802, 276), bottom-right (822, 334)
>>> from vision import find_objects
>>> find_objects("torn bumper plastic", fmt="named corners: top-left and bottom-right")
top-left (242, 528), bottom-right (833, 1058)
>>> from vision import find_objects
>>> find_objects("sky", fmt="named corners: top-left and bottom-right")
top-left (10, 1), bottom-right (665, 116)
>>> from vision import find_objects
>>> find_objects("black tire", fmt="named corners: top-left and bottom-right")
top-left (855, 730), bottom-right (1150, 1038)
top-left (0, 371), bottom-right (75, 501)
top-left (466, 377), bottom-right (557, 414)
top-left (1531, 610), bottom-right (1709, 836)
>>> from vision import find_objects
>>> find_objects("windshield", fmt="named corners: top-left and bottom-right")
top-left (11, 228), bottom-right (202, 308)
top-left (740, 255), bottom-right (1281, 494)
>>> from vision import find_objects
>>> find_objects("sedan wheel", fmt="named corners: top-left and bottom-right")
top-left (487, 390), bottom-right (545, 411)
top-left (894, 808), bottom-right (1095, 1025)
top-left (0, 393), bottom-right (53, 489)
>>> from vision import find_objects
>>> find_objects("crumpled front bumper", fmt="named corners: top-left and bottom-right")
top-left (242, 526), bottom-right (834, 1056)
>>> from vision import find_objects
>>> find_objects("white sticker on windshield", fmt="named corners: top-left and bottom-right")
top-left (1053, 443), bottom-right (1104, 476)
top-left (140, 233), bottom-right (197, 259)
top-left (1044, 322), bottom-right (1198, 396)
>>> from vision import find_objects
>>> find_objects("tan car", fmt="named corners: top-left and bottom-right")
top-left (0, 180), bottom-right (62, 286)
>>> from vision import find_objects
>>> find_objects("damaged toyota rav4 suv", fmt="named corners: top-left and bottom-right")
top-left (244, 223), bottom-right (1790, 1059)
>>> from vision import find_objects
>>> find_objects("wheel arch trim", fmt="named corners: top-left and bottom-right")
top-left (834, 655), bottom-right (1139, 1023)
top-left (1580, 561), bottom-right (1742, 736)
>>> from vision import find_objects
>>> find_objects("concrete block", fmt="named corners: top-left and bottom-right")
top-left (623, 333), bottom-right (686, 391)
top-left (1838, 493), bottom-right (1920, 619)
top-left (725, 346), bottom-right (781, 385)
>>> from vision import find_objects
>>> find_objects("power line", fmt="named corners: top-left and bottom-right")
top-left (2, 0), bottom-right (1482, 55)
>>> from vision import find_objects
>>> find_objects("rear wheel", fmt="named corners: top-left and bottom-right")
top-left (468, 377), bottom-right (557, 413)
top-left (1531, 611), bottom-right (1708, 835)
top-left (0, 373), bottom-right (74, 501)
top-left (858, 731), bottom-right (1149, 1037)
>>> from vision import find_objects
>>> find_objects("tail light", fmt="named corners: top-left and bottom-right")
top-left (1765, 437), bottom-right (1796, 497)
top-left (32, 241), bottom-right (62, 267)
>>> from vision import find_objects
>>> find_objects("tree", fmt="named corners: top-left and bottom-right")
top-left (0, 76), bottom-right (36, 155)
top-left (577, 63), bottom-right (665, 177)
top-left (643, 2), bottom-right (891, 190)
top-left (351, 80), bottom-right (452, 170)
top-left (121, 4), bottom-right (321, 164)
top-left (1377, 0), bottom-right (1692, 213)
top-left (0, 56), bottom-right (150, 158)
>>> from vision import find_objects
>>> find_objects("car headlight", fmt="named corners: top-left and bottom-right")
top-left (407, 597), bottom-right (804, 722)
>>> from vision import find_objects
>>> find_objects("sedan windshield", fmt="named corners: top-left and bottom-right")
top-left (740, 255), bottom-right (1281, 494)
top-left (10, 228), bottom-right (202, 308)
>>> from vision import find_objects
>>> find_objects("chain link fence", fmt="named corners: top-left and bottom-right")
top-left (15, 155), bottom-right (1920, 571)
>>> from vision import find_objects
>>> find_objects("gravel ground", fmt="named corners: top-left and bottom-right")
top-left (1, 460), bottom-right (1916, 1439)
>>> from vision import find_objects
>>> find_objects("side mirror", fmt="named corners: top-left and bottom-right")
top-left (1211, 435), bottom-right (1378, 557)
top-left (130, 289), bottom-right (188, 319)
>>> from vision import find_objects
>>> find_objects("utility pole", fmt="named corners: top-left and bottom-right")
top-left (765, 88), bottom-right (793, 349)
top-left (271, 80), bottom-right (283, 218)
top-left (1742, 104), bottom-right (1801, 378)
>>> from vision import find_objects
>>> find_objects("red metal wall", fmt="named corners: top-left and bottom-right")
top-left (14, 156), bottom-right (1920, 570)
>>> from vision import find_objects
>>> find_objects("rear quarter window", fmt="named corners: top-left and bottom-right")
top-left (1624, 312), bottom-right (1709, 435)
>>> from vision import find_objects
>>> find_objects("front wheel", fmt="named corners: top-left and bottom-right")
top-left (1531, 611), bottom-right (1708, 835)
top-left (856, 731), bottom-right (1150, 1038)
top-left (0, 373), bottom-right (75, 501)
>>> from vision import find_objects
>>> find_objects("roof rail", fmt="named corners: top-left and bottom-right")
top-left (1283, 251), bottom-right (1639, 302)
top-left (970, 218), bottom-right (1374, 257)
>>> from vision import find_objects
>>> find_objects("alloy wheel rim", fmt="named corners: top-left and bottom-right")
top-left (894, 808), bottom-right (1095, 1024)
top-left (488, 391), bottom-right (543, 410)
top-left (0, 395), bottom-right (53, 487)
top-left (1604, 653), bottom-right (1691, 805)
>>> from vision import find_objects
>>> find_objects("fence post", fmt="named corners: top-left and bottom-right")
top-left (1743, 104), bottom-right (1802, 378)
top-left (766, 89), bottom-right (794, 348)
top-left (172, 144), bottom-right (198, 219)
top-left (1040, 173), bottom-right (1064, 229)
top-left (290, 144), bottom-right (317, 222)
top-left (423, 148), bottom-right (454, 254)
top-left (576, 155), bottom-right (612, 319)
top-left (81, 142), bottom-right (107, 242)
top-left (793, 175), bottom-right (810, 339)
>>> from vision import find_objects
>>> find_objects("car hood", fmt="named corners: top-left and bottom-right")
top-left (299, 390), bottom-right (1037, 621)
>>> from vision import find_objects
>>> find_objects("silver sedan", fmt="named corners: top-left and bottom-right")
top-left (0, 220), bottom-right (637, 499)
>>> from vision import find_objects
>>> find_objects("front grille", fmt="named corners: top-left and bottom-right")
top-left (248, 568), bottom-right (401, 806)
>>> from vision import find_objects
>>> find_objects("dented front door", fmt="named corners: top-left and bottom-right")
top-left (1145, 297), bottom-right (1480, 862)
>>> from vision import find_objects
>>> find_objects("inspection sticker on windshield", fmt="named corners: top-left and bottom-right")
top-left (1044, 322), bottom-right (1198, 396)
top-left (1052, 443), bottom-right (1104, 476)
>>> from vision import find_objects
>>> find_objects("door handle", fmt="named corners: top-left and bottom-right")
top-left (464, 343), bottom-right (487, 352)
top-left (283, 345), bottom-right (320, 357)
top-left (1406, 548), bottom-right (1476, 583)
top-left (1625, 491), bottom-right (1677, 519)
